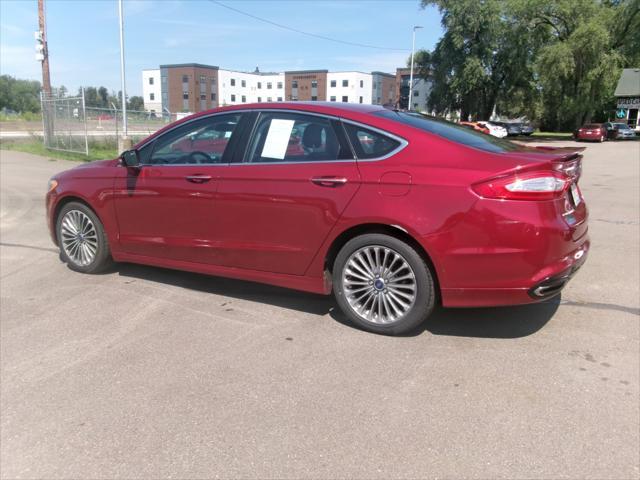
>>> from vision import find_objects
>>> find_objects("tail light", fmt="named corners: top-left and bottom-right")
top-left (472, 169), bottom-right (569, 201)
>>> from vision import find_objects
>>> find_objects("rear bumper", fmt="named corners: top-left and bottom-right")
top-left (528, 243), bottom-right (588, 300)
top-left (440, 239), bottom-right (589, 307)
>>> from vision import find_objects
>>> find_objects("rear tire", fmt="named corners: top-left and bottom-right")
top-left (56, 201), bottom-right (113, 273)
top-left (332, 234), bottom-right (435, 335)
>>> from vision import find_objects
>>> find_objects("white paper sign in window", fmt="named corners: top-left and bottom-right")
top-left (261, 119), bottom-right (295, 160)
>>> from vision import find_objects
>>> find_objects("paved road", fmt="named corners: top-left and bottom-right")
top-left (1, 142), bottom-right (639, 479)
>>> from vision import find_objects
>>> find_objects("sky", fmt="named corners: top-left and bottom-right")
top-left (0, 0), bottom-right (443, 96)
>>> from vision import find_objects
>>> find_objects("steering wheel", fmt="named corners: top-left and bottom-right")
top-left (187, 151), bottom-right (211, 164)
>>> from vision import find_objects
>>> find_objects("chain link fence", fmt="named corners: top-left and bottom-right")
top-left (41, 91), bottom-right (88, 155)
top-left (41, 89), bottom-right (175, 156)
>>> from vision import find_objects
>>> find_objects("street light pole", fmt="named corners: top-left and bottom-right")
top-left (118, 0), bottom-right (130, 151)
top-left (408, 25), bottom-right (423, 111)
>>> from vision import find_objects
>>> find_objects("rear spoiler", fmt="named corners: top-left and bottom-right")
top-left (539, 147), bottom-right (584, 180)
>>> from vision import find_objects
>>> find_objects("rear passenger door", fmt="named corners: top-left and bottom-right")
top-left (213, 111), bottom-right (361, 275)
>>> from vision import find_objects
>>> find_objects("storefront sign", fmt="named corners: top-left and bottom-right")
top-left (616, 97), bottom-right (640, 109)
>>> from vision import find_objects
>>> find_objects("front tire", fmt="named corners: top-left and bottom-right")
top-left (56, 201), bottom-right (112, 273)
top-left (332, 234), bottom-right (435, 335)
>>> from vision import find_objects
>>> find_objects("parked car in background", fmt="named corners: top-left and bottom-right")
top-left (477, 121), bottom-right (508, 138)
top-left (46, 102), bottom-right (589, 335)
top-left (494, 122), bottom-right (522, 136)
top-left (459, 121), bottom-right (490, 135)
top-left (603, 122), bottom-right (618, 139)
top-left (611, 122), bottom-right (637, 140)
top-left (574, 123), bottom-right (607, 142)
top-left (520, 123), bottom-right (535, 136)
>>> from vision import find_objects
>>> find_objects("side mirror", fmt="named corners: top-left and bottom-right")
top-left (121, 149), bottom-right (140, 168)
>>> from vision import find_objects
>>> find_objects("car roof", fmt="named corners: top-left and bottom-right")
top-left (194, 101), bottom-right (387, 118)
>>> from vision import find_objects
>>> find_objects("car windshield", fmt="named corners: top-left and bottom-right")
top-left (374, 110), bottom-right (522, 153)
top-left (614, 123), bottom-right (630, 129)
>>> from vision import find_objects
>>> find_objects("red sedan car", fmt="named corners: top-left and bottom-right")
top-left (575, 123), bottom-right (607, 142)
top-left (46, 103), bottom-right (589, 335)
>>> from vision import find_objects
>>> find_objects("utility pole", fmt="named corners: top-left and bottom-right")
top-left (118, 0), bottom-right (131, 151)
top-left (37, 0), bottom-right (51, 96)
top-left (408, 25), bottom-right (423, 111)
top-left (37, 0), bottom-right (53, 145)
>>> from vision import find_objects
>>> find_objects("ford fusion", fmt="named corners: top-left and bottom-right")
top-left (46, 103), bottom-right (589, 335)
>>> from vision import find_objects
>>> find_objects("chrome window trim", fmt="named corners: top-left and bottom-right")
top-left (133, 108), bottom-right (409, 167)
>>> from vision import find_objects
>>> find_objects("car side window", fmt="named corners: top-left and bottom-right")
top-left (343, 123), bottom-right (401, 159)
top-left (246, 113), bottom-right (351, 163)
top-left (145, 113), bottom-right (241, 165)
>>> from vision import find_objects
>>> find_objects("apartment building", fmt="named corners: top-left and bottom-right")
top-left (326, 71), bottom-right (372, 104)
top-left (371, 71), bottom-right (396, 106)
top-left (142, 69), bottom-right (162, 113)
top-left (142, 64), bottom-right (406, 114)
top-left (284, 70), bottom-right (328, 101)
top-left (396, 67), bottom-right (432, 112)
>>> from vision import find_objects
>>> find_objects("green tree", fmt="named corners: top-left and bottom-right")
top-left (523, 0), bottom-right (638, 129)
top-left (127, 95), bottom-right (144, 111)
top-left (418, 0), bottom-right (537, 120)
top-left (418, 0), bottom-right (639, 129)
top-left (0, 75), bottom-right (42, 113)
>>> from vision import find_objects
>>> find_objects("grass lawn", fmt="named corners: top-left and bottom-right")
top-left (531, 131), bottom-right (573, 140)
top-left (0, 138), bottom-right (119, 162)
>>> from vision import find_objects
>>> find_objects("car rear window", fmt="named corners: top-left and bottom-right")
top-left (374, 110), bottom-right (521, 153)
top-left (584, 124), bottom-right (601, 129)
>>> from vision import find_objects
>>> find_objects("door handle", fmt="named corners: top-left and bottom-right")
top-left (311, 176), bottom-right (348, 187)
top-left (185, 175), bottom-right (212, 184)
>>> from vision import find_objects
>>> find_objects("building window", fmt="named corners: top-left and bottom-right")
top-left (183, 92), bottom-right (189, 100)
top-left (210, 77), bottom-right (216, 85)
top-left (292, 80), bottom-right (298, 88)
top-left (277, 82), bottom-right (283, 89)
top-left (311, 96), bottom-right (317, 101)
top-left (277, 97), bottom-right (282, 101)
top-left (258, 82), bottom-right (262, 89)
top-left (257, 97), bottom-right (262, 103)
top-left (267, 97), bottom-right (272, 102)
top-left (311, 80), bottom-right (318, 88)
top-left (230, 78), bottom-right (236, 86)
top-left (211, 93), bottom-right (216, 101)
top-left (241, 95), bottom-right (246, 103)
top-left (199, 75), bottom-right (206, 83)
top-left (241, 80), bottom-right (246, 87)
top-left (330, 80), bottom-right (336, 87)
top-left (149, 93), bottom-right (155, 101)
top-left (342, 96), bottom-right (348, 102)
top-left (200, 94), bottom-right (206, 100)
top-left (183, 99), bottom-right (189, 111)
top-left (148, 77), bottom-right (154, 85)
top-left (359, 96), bottom-right (363, 103)
top-left (182, 75), bottom-right (189, 83)
top-left (360, 80), bottom-right (364, 88)
top-left (342, 80), bottom-right (348, 87)
top-left (291, 96), bottom-right (298, 101)
top-left (330, 96), bottom-right (336, 102)
top-left (231, 94), bottom-right (236, 102)
top-left (413, 91), bottom-right (419, 97)
top-left (267, 82), bottom-right (272, 89)
top-left (413, 103), bottom-right (419, 108)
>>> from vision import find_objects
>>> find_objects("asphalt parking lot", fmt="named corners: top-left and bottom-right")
top-left (1, 140), bottom-right (639, 479)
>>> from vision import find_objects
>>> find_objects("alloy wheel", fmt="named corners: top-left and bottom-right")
top-left (341, 245), bottom-right (417, 324)
top-left (60, 209), bottom-right (99, 266)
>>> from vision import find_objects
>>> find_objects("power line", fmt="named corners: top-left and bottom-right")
top-left (209, 0), bottom-right (409, 52)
